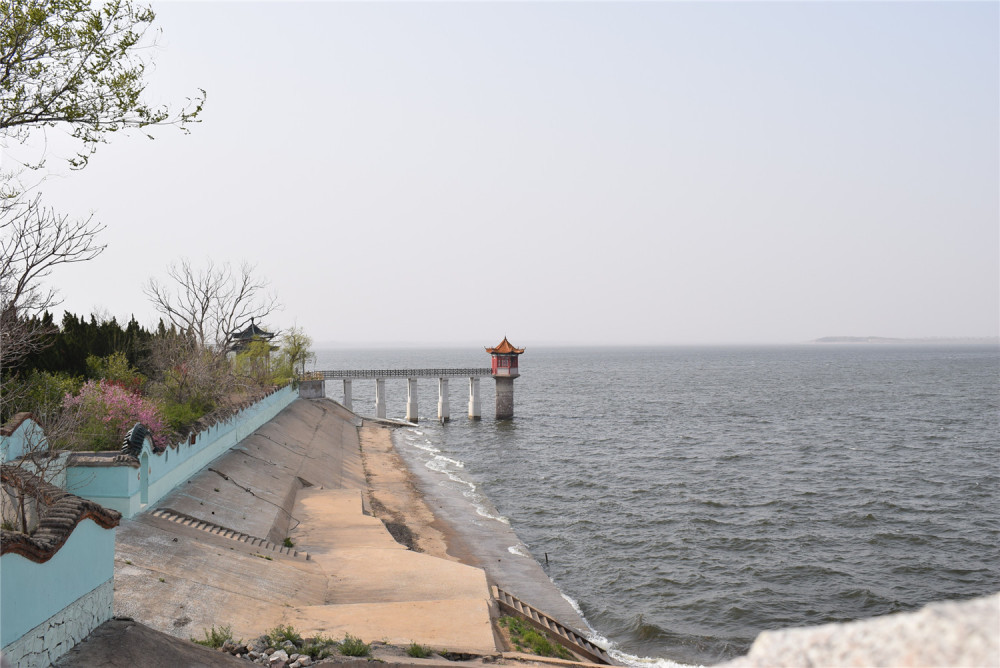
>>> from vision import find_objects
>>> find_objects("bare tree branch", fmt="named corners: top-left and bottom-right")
top-left (0, 190), bottom-right (105, 374)
top-left (144, 259), bottom-right (280, 350)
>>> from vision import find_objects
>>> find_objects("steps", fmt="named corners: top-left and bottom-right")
top-left (150, 507), bottom-right (310, 561)
top-left (493, 586), bottom-right (613, 665)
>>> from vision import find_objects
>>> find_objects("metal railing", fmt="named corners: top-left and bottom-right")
top-left (317, 368), bottom-right (493, 379)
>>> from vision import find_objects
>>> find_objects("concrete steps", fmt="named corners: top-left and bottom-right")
top-left (151, 507), bottom-right (310, 561)
top-left (493, 586), bottom-right (612, 665)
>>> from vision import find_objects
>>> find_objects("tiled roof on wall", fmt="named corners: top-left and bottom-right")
top-left (0, 465), bottom-right (121, 564)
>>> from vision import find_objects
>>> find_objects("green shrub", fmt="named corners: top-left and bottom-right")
top-left (86, 352), bottom-right (145, 391)
top-left (339, 633), bottom-right (370, 656)
top-left (300, 634), bottom-right (337, 659)
top-left (192, 625), bottom-right (233, 648)
top-left (20, 370), bottom-right (83, 417)
top-left (499, 616), bottom-right (571, 660)
top-left (161, 398), bottom-right (214, 432)
top-left (267, 623), bottom-right (302, 648)
top-left (407, 642), bottom-right (432, 658)
top-left (283, 537), bottom-right (294, 548)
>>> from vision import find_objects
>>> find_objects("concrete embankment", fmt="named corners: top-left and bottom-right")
top-left (108, 398), bottom-right (496, 654)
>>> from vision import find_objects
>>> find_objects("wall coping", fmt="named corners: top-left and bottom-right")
top-left (0, 412), bottom-right (38, 437)
top-left (65, 451), bottom-right (139, 468)
top-left (0, 465), bottom-right (121, 563)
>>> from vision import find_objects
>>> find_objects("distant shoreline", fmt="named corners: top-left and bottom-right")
top-left (811, 336), bottom-right (999, 345)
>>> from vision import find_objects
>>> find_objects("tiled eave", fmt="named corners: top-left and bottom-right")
top-left (0, 465), bottom-right (121, 563)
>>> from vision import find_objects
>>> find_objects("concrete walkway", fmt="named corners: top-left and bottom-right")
top-left (112, 398), bottom-right (496, 654)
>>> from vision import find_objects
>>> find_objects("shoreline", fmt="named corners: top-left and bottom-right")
top-left (358, 419), bottom-right (594, 638)
top-left (358, 420), bottom-right (483, 569)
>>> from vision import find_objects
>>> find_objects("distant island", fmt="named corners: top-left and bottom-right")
top-left (812, 336), bottom-right (999, 345)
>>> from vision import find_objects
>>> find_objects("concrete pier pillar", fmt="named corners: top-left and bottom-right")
top-left (495, 376), bottom-right (515, 420)
top-left (468, 377), bottom-right (481, 420)
top-left (343, 379), bottom-right (353, 411)
top-left (406, 378), bottom-right (418, 423)
top-left (438, 378), bottom-right (450, 422)
top-left (375, 379), bottom-right (386, 419)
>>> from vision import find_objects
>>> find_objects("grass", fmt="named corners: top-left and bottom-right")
top-left (192, 625), bottom-right (233, 649)
top-left (339, 633), bottom-right (371, 656)
top-left (407, 642), bottom-right (433, 658)
top-left (283, 537), bottom-right (294, 548)
top-left (499, 616), bottom-right (572, 660)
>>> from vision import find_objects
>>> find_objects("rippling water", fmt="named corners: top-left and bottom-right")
top-left (313, 344), bottom-right (1000, 666)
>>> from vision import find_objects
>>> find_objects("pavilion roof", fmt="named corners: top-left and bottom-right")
top-left (230, 318), bottom-right (274, 341)
top-left (486, 337), bottom-right (524, 355)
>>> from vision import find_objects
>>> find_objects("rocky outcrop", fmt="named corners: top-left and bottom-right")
top-left (722, 593), bottom-right (999, 668)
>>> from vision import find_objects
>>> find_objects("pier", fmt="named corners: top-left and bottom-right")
top-left (315, 337), bottom-right (524, 423)
top-left (315, 369), bottom-right (491, 422)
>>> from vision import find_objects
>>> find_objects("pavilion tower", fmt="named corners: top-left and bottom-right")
top-left (487, 337), bottom-right (524, 419)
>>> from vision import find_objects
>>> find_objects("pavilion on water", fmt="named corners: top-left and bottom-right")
top-left (486, 337), bottom-right (524, 419)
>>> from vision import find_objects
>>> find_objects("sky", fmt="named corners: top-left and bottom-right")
top-left (6, 0), bottom-right (999, 347)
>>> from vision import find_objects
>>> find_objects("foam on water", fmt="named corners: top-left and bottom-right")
top-left (559, 591), bottom-right (700, 668)
top-left (609, 650), bottom-right (700, 668)
top-left (410, 430), bottom-right (511, 525)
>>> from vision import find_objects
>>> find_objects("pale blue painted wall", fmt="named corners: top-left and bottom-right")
top-left (1, 417), bottom-right (48, 462)
top-left (65, 385), bottom-right (296, 517)
top-left (0, 519), bottom-right (115, 648)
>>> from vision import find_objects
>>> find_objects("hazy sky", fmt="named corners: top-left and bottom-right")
top-left (7, 1), bottom-right (999, 346)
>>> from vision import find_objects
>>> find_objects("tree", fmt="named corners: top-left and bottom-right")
top-left (144, 329), bottom-right (235, 433)
top-left (144, 259), bottom-right (280, 350)
top-left (279, 326), bottom-right (314, 377)
top-left (234, 339), bottom-right (276, 387)
top-left (1, 0), bottom-right (205, 169)
top-left (1, 194), bottom-right (105, 410)
top-left (1, 0), bottom-right (203, 414)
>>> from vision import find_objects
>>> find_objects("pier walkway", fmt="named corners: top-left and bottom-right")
top-left (316, 369), bottom-right (493, 422)
top-left (317, 368), bottom-right (492, 379)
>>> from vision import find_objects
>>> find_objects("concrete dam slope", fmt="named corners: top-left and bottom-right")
top-left (111, 398), bottom-right (496, 654)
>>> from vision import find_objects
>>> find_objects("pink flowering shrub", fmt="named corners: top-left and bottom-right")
top-left (62, 380), bottom-right (170, 451)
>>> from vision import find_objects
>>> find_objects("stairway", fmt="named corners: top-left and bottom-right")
top-left (150, 507), bottom-right (310, 561)
top-left (493, 586), bottom-right (613, 665)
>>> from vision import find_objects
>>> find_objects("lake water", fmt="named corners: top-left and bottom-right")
top-left (312, 344), bottom-right (1000, 666)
